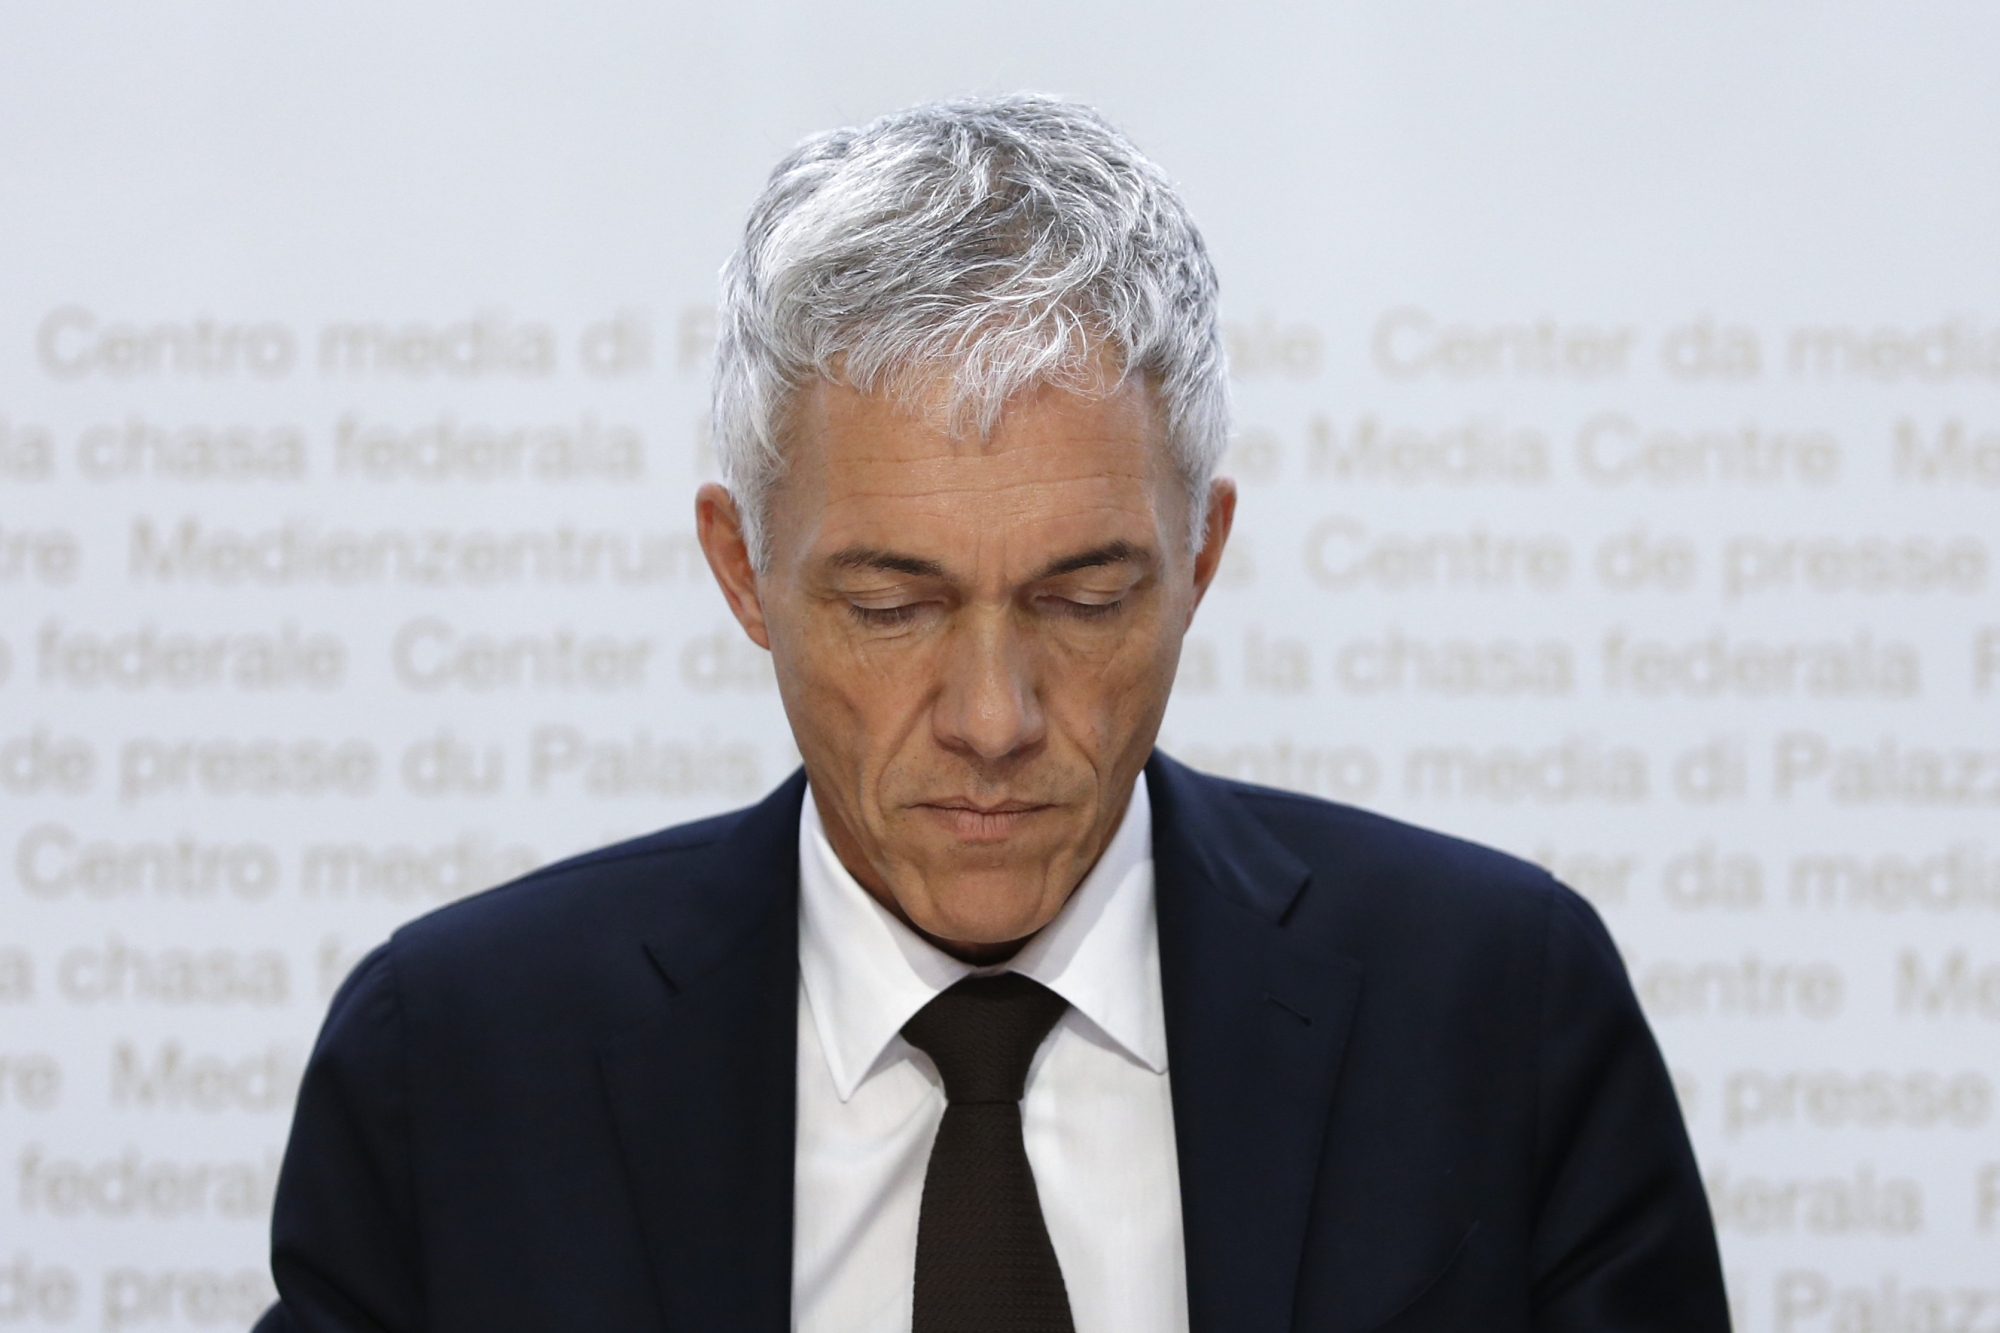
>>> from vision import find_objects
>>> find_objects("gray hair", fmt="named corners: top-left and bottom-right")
top-left (711, 93), bottom-right (1229, 569)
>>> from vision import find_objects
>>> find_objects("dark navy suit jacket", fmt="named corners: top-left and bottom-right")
top-left (257, 754), bottom-right (1728, 1333)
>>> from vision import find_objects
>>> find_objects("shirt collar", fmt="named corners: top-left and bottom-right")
top-left (797, 773), bottom-right (1164, 1103)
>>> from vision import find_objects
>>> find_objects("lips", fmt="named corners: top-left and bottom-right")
top-left (926, 798), bottom-right (1045, 814)
top-left (915, 800), bottom-right (1054, 843)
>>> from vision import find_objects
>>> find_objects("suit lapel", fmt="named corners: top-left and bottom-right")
top-left (1149, 755), bottom-right (1364, 1333)
top-left (598, 773), bottom-right (807, 1333)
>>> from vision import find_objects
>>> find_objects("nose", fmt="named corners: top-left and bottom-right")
top-left (932, 609), bottom-right (1045, 763)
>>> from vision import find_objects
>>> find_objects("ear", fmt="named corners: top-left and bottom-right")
top-left (695, 482), bottom-right (772, 650)
top-left (1186, 477), bottom-right (1237, 622)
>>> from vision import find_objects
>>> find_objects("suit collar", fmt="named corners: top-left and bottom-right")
top-left (1147, 751), bottom-right (1314, 923)
top-left (599, 771), bottom-right (807, 1333)
top-left (1148, 752), bottom-right (1365, 1333)
top-left (630, 769), bottom-right (809, 998)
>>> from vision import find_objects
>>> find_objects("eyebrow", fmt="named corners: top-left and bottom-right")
top-left (825, 547), bottom-right (949, 578)
top-left (822, 540), bottom-right (1151, 583)
top-left (1032, 540), bottom-right (1150, 580)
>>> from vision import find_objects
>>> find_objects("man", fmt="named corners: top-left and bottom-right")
top-left (258, 95), bottom-right (1728, 1333)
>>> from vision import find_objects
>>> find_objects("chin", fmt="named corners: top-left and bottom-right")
top-left (916, 877), bottom-right (1055, 946)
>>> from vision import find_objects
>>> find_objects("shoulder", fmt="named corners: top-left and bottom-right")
top-left (1208, 769), bottom-right (1564, 912)
top-left (395, 805), bottom-right (745, 954)
top-left (371, 778), bottom-right (803, 1032)
top-left (1223, 774), bottom-right (1554, 894)
top-left (1165, 761), bottom-right (1594, 975)
top-left (1165, 761), bottom-right (1638, 1056)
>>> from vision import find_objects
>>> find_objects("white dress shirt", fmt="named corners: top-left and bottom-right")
top-left (792, 774), bottom-right (1188, 1333)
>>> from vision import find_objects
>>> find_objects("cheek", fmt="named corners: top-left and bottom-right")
top-left (775, 610), bottom-right (932, 749)
top-left (1043, 613), bottom-right (1179, 732)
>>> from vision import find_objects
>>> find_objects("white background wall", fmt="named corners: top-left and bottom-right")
top-left (3, 3), bottom-right (1997, 1328)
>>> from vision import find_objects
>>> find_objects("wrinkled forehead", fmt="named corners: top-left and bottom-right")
top-left (771, 368), bottom-right (1180, 574)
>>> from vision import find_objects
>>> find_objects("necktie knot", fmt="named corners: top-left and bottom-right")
top-left (902, 973), bottom-right (1069, 1105)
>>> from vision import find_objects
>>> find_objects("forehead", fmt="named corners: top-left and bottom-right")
top-left (777, 372), bottom-right (1175, 568)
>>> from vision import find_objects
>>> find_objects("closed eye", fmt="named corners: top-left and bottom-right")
top-left (1043, 595), bottom-right (1126, 622)
top-left (847, 602), bottom-right (929, 628)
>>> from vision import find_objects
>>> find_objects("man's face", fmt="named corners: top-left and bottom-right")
top-left (696, 366), bottom-right (1233, 959)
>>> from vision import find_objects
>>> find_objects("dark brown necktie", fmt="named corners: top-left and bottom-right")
top-left (900, 972), bottom-right (1076, 1333)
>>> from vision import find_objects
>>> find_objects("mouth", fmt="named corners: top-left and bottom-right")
top-left (914, 799), bottom-right (1055, 844)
